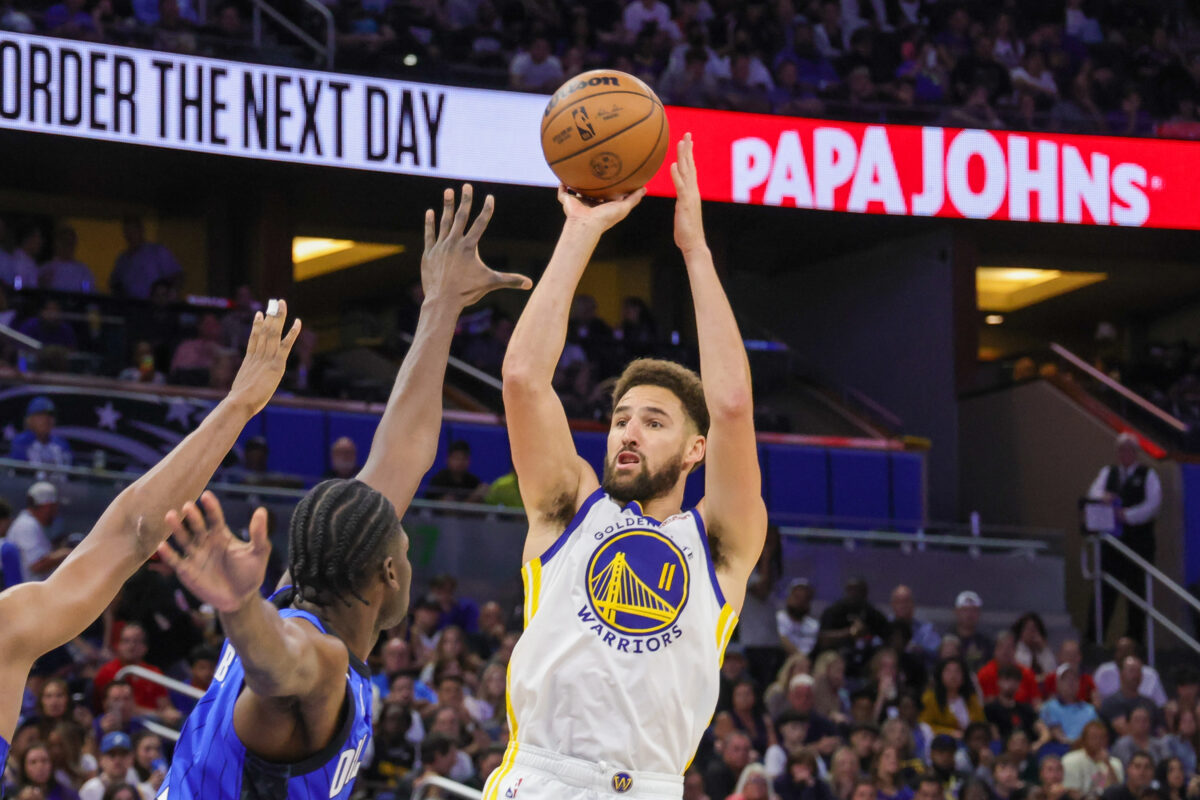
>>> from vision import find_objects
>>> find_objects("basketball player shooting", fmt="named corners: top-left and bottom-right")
top-left (496, 134), bottom-right (768, 800)
top-left (0, 304), bottom-right (302, 786)
top-left (154, 186), bottom-right (530, 800)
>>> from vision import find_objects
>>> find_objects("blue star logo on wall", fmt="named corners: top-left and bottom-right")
top-left (95, 401), bottom-right (122, 431)
top-left (165, 398), bottom-right (193, 428)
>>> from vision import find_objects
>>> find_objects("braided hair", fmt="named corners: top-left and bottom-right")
top-left (288, 479), bottom-right (401, 607)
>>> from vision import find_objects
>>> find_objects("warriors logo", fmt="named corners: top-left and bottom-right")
top-left (585, 530), bottom-right (689, 636)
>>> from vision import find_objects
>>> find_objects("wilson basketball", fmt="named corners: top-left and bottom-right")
top-left (541, 70), bottom-right (669, 201)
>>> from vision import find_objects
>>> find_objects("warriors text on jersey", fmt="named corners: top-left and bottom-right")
top-left (159, 605), bottom-right (373, 800)
top-left (500, 489), bottom-right (738, 777)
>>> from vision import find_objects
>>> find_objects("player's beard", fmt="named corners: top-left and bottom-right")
top-left (602, 447), bottom-right (687, 506)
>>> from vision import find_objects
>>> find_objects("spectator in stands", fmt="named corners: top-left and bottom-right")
top-left (397, 732), bottom-right (458, 799)
top-left (1108, 87), bottom-right (1155, 138)
top-left (220, 286), bottom-right (258, 352)
top-left (1154, 757), bottom-right (1187, 800)
top-left (1013, 613), bottom-right (1055, 680)
top-left (813, 652), bottom-right (850, 723)
top-left (729, 763), bottom-right (773, 800)
top-left (153, 0), bottom-right (199, 54)
top-left (731, 678), bottom-right (776, 756)
top-left (1063, 721), bottom-right (1124, 798)
top-left (817, 577), bottom-right (890, 680)
top-left (660, 46), bottom-right (720, 106)
top-left (5, 482), bottom-right (68, 582)
top-left (948, 591), bottom-right (992, 674)
top-left (78, 733), bottom-right (134, 800)
top-left (889, 584), bottom-right (940, 668)
top-left (929, 734), bottom-right (969, 797)
top-left (1086, 433), bottom-right (1162, 644)
top-left (951, 35), bottom-right (1012, 104)
top-left (706, 730), bottom-right (753, 800)
top-left (45, 721), bottom-right (93, 791)
top-left (979, 631), bottom-right (1041, 704)
top-left (956, 722), bottom-right (996, 783)
top-left (509, 35), bottom-right (563, 91)
top-left (462, 313), bottom-right (513, 376)
top-left (1043, 640), bottom-right (1097, 703)
top-left (109, 217), bottom-right (182, 300)
top-left (427, 441), bottom-right (489, 502)
top-left (778, 578), bottom-right (819, 659)
top-left (38, 227), bottom-right (96, 294)
top-left (986, 664), bottom-right (1041, 742)
top-left (713, 50), bottom-right (772, 113)
top-left (92, 624), bottom-right (172, 722)
top-left (1111, 707), bottom-right (1170, 766)
top-left (921, 656), bottom-right (985, 737)
top-left (1095, 640), bottom-right (1166, 706)
top-left (169, 313), bottom-right (224, 384)
top-left (741, 569), bottom-right (785, 691)
top-left (1100, 751), bottom-right (1153, 800)
top-left (945, 83), bottom-right (1006, 129)
top-left (813, 0), bottom-right (845, 59)
top-left (129, 732), bottom-right (164, 798)
top-left (783, 674), bottom-right (840, 757)
top-left (1039, 754), bottom-right (1070, 800)
top-left (1163, 667), bottom-right (1199, 731)
top-left (1164, 707), bottom-right (1198, 775)
top-left (3, 227), bottom-right (42, 292)
top-left (1011, 51), bottom-right (1059, 106)
top-left (1041, 664), bottom-right (1101, 748)
top-left (774, 748), bottom-right (830, 800)
top-left (17, 740), bottom-right (79, 800)
top-left (19, 300), bottom-right (77, 351)
top-left (116, 342), bottom-right (165, 385)
top-left (623, 0), bottom-right (671, 39)
top-left (429, 574), bottom-right (479, 634)
top-left (1099, 657), bottom-right (1165, 737)
top-left (361, 698), bottom-right (422, 793)
top-left (324, 437), bottom-right (358, 480)
top-left (172, 645), bottom-right (216, 714)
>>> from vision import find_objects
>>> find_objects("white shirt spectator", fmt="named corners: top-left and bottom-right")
top-left (1088, 465), bottom-right (1162, 527)
top-left (623, 0), bottom-right (672, 37)
top-left (5, 508), bottom-right (52, 582)
top-left (814, 23), bottom-right (845, 59)
top-left (79, 773), bottom-right (152, 800)
top-left (994, 38), bottom-right (1025, 69)
top-left (1062, 749), bottom-right (1123, 796)
top-left (110, 242), bottom-right (183, 299)
top-left (1016, 641), bottom-right (1057, 676)
top-left (777, 608), bottom-right (819, 655)
top-left (706, 54), bottom-right (774, 90)
top-left (1094, 661), bottom-right (1168, 706)
top-left (40, 258), bottom-right (98, 293)
top-left (509, 50), bottom-right (564, 92)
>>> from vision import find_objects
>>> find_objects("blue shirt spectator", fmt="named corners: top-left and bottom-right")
top-left (1042, 665), bottom-right (1101, 742)
top-left (10, 397), bottom-right (73, 471)
top-left (110, 217), bottom-right (182, 299)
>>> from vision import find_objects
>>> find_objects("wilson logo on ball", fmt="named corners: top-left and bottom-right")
top-left (544, 75), bottom-right (621, 115)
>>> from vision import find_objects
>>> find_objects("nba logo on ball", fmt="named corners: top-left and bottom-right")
top-left (541, 69), bottom-right (669, 201)
top-left (612, 772), bottom-right (634, 793)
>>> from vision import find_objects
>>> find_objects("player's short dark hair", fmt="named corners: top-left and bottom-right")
top-left (288, 479), bottom-right (401, 607)
top-left (448, 441), bottom-right (470, 456)
top-left (611, 358), bottom-right (709, 436)
top-left (420, 732), bottom-right (455, 763)
top-left (998, 664), bottom-right (1024, 682)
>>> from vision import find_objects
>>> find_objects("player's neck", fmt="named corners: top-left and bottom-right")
top-left (294, 600), bottom-right (376, 662)
top-left (633, 487), bottom-right (686, 523)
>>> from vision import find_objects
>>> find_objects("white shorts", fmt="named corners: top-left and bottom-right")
top-left (481, 743), bottom-right (684, 800)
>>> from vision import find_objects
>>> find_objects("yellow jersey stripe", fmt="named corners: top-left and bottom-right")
top-left (716, 605), bottom-right (738, 667)
top-left (714, 605), bottom-right (733, 650)
top-left (528, 558), bottom-right (542, 623)
top-left (485, 664), bottom-right (522, 800)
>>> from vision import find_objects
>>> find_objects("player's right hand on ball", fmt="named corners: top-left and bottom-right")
top-left (422, 184), bottom-right (532, 308)
top-left (157, 492), bottom-right (271, 614)
top-left (558, 185), bottom-right (645, 232)
top-left (228, 298), bottom-right (302, 415)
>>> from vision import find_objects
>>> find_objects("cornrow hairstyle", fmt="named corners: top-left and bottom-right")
top-left (288, 479), bottom-right (401, 607)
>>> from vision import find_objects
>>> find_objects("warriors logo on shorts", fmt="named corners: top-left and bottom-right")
top-left (585, 529), bottom-right (689, 636)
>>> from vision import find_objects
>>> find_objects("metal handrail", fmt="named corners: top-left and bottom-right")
top-left (0, 322), bottom-right (43, 350)
top-left (1050, 342), bottom-right (1189, 433)
top-left (250, 0), bottom-right (335, 67)
top-left (116, 665), bottom-right (205, 699)
top-left (413, 775), bottom-right (483, 800)
top-left (140, 718), bottom-right (182, 743)
top-left (397, 331), bottom-right (502, 391)
top-left (1081, 532), bottom-right (1200, 664)
top-left (778, 525), bottom-right (1048, 553)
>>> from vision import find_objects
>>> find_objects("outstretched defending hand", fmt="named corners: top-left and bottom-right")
top-left (558, 185), bottom-right (645, 233)
top-left (228, 298), bottom-right (302, 415)
top-left (422, 184), bottom-right (532, 308)
top-left (671, 133), bottom-right (707, 256)
top-left (157, 492), bottom-right (270, 614)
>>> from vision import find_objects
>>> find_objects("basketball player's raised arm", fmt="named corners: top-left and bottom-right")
top-left (674, 134), bottom-right (768, 605)
top-left (502, 188), bottom-right (643, 549)
top-left (357, 185), bottom-right (530, 514)
top-left (0, 306), bottom-right (300, 739)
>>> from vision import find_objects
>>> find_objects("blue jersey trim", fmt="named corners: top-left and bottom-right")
top-left (539, 487), bottom-right (606, 564)
top-left (623, 500), bottom-right (662, 526)
top-left (278, 608), bottom-right (370, 678)
top-left (267, 584), bottom-right (294, 604)
top-left (692, 508), bottom-right (727, 607)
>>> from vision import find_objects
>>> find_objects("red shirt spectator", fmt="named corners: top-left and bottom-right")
top-left (94, 622), bottom-right (168, 713)
top-left (977, 631), bottom-right (1040, 704)
top-left (1042, 640), bottom-right (1097, 701)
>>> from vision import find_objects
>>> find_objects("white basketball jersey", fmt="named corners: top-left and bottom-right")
top-left (505, 489), bottom-right (738, 775)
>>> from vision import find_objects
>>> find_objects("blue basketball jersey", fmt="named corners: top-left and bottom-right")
top-left (1, 734), bottom-right (9, 790)
top-left (160, 606), bottom-right (373, 800)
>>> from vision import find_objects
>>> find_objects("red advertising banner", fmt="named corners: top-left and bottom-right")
top-left (648, 106), bottom-right (1200, 230)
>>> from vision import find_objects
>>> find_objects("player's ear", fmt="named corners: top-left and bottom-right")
top-left (380, 556), bottom-right (400, 589)
top-left (686, 434), bottom-right (706, 471)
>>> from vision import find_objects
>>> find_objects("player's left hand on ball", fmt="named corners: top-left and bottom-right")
top-left (157, 491), bottom-right (271, 615)
top-left (422, 184), bottom-right (532, 308)
top-left (670, 132), bottom-right (707, 255)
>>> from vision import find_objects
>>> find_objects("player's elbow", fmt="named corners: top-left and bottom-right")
top-left (708, 389), bottom-right (754, 422)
